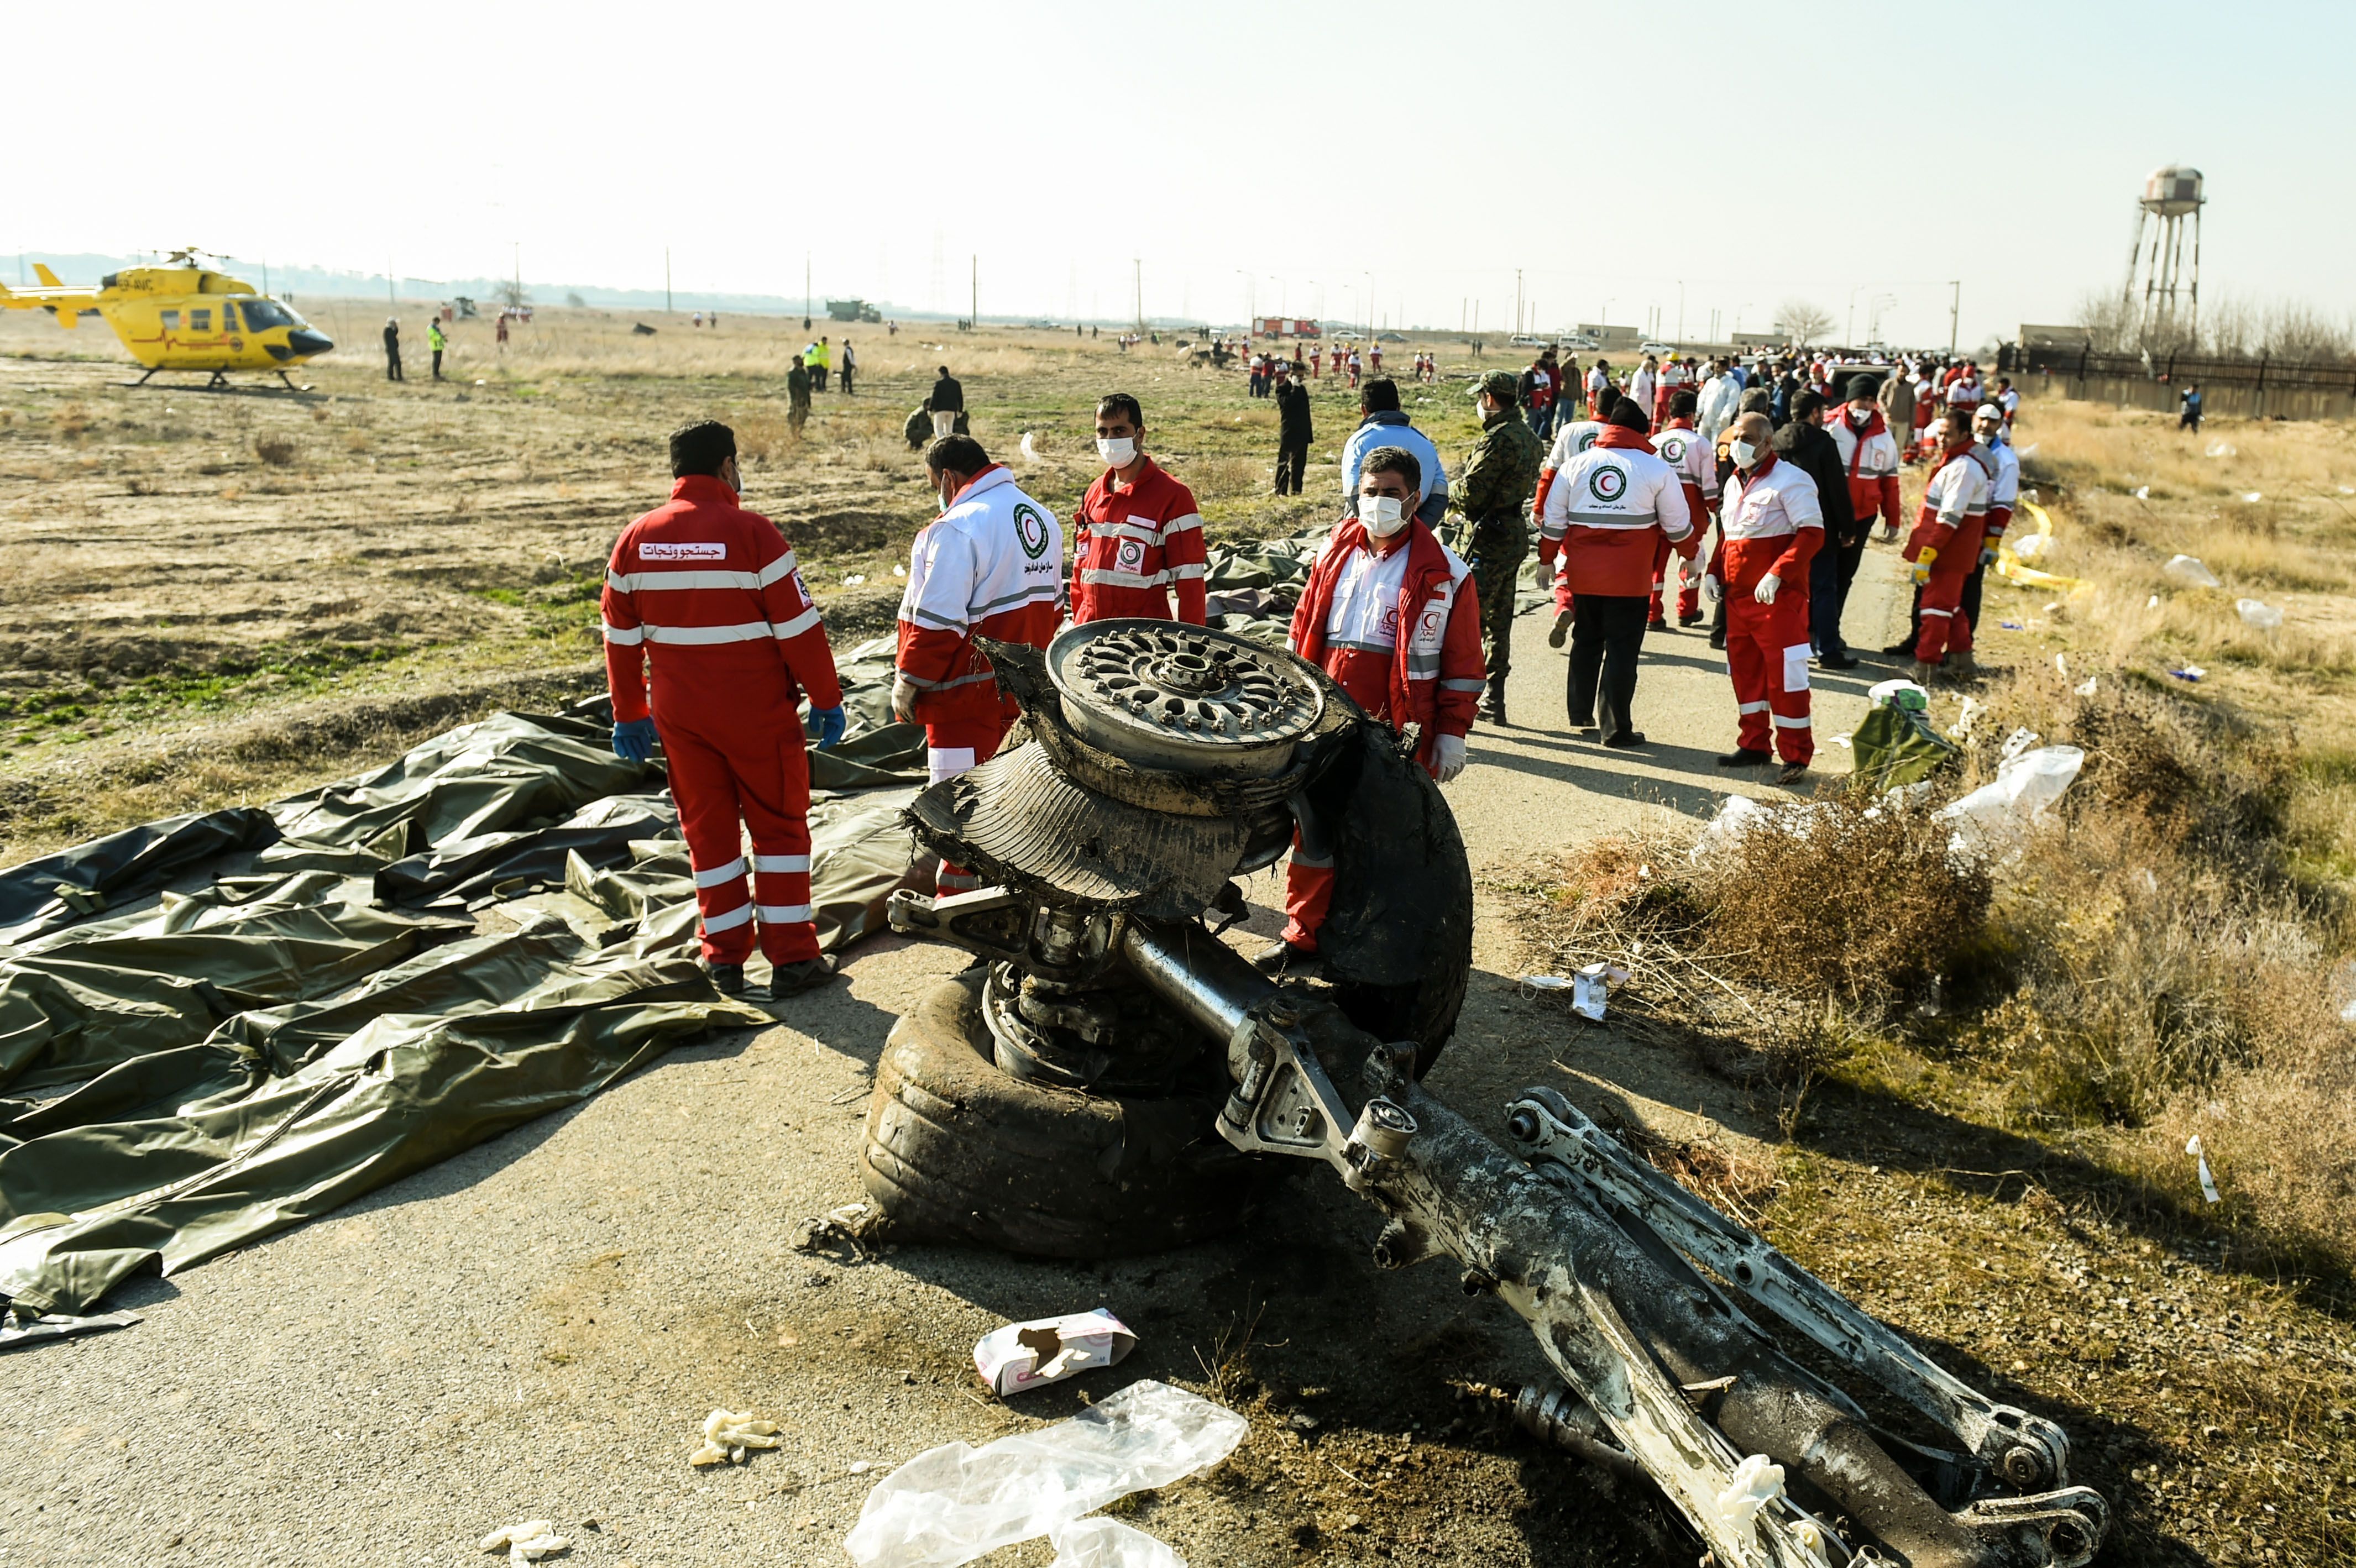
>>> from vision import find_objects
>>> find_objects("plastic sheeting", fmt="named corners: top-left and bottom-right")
top-left (0, 685), bottom-right (926, 1325)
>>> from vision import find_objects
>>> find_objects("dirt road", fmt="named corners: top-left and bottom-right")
top-left (1, 562), bottom-right (1917, 1568)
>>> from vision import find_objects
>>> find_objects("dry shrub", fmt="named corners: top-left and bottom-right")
top-left (1697, 792), bottom-right (1991, 1008)
top-left (1189, 453), bottom-right (1268, 500)
top-left (254, 434), bottom-right (299, 466)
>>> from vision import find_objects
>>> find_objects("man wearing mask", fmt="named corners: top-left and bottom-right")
top-left (1697, 358), bottom-right (1743, 445)
top-left (893, 433), bottom-right (1064, 893)
top-left (1451, 370), bottom-right (1545, 724)
top-left (1652, 389), bottom-right (1719, 627)
top-left (1701, 412), bottom-right (1822, 784)
top-left (1769, 390), bottom-right (1858, 669)
top-left (1273, 361), bottom-right (1313, 496)
top-left (1537, 398), bottom-right (1693, 747)
top-left (1960, 401), bottom-right (2020, 639)
top-left (1339, 377), bottom-right (1451, 527)
top-left (1831, 376), bottom-right (1904, 555)
top-left (1259, 447), bottom-right (1483, 974)
top-left (1069, 393), bottom-right (1206, 625)
top-left (602, 420), bottom-right (847, 998)
top-left (1902, 410), bottom-right (1991, 683)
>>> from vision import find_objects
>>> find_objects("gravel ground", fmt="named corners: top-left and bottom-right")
top-left (1, 557), bottom-right (1917, 1567)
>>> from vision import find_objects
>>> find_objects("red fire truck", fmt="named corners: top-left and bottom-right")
top-left (1255, 317), bottom-right (1321, 339)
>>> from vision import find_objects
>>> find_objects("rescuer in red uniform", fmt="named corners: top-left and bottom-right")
top-left (892, 433), bottom-right (1065, 894)
top-left (1701, 412), bottom-right (1823, 785)
top-left (1256, 445), bottom-right (1485, 975)
top-left (1069, 392), bottom-right (1207, 625)
top-left (601, 421), bottom-right (847, 998)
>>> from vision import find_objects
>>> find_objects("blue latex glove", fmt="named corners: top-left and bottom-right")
top-left (611, 717), bottom-right (657, 763)
top-left (809, 705), bottom-right (847, 751)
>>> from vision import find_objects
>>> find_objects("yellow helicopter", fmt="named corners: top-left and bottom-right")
top-left (0, 248), bottom-right (334, 390)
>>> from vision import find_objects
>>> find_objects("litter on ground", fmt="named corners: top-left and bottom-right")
top-left (691, 1409), bottom-right (783, 1467)
top-left (2169, 665), bottom-right (2206, 682)
top-left (973, 1309), bottom-right (1138, 1396)
top-left (2237, 599), bottom-right (2284, 630)
top-left (2163, 554), bottom-right (2221, 588)
top-left (2186, 1136), bottom-right (2222, 1205)
top-left (479, 1521), bottom-right (569, 1564)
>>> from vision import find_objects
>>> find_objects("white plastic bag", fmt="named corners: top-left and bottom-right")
top-left (1936, 745), bottom-right (2084, 856)
top-left (2236, 599), bottom-right (2284, 631)
top-left (844, 1380), bottom-right (1247, 1568)
top-left (2010, 533), bottom-right (2051, 562)
top-left (2163, 554), bottom-right (2221, 589)
top-left (1688, 794), bottom-right (1767, 861)
top-left (1049, 1517), bottom-right (1187, 1568)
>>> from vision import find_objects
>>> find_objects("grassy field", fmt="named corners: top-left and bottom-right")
top-left (0, 304), bottom-right (1484, 857)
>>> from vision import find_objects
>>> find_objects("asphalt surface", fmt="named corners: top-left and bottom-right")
top-left (1, 546), bottom-right (1913, 1568)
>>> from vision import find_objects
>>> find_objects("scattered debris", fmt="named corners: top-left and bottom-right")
top-left (845, 1380), bottom-right (1246, 1567)
top-left (2186, 1135), bottom-right (2222, 1204)
top-left (1998, 620), bottom-right (2024, 631)
top-left (794, 1201), bottom-right (882, 1260)
top-left (841, 573), bottom-right (867, 587)
top-left (2011, 533), bottom-right (2052, 562)
top-left (2236, 598), bottom-right (2284, 631)
top-left (691, 1410), bottom-right (783, 1467)
top-left (479, 1521), bottom-right (569, 1565)
top-left (2163, 554), bottom-right (2221, 589)
top-left (2054, 653), bottom-right (2069, 675)
top-left (2168, 665), bottom-right (2206, 683)
top-left (1868, 678), bottom-right (1930, 712)
top-left (2206, 442), bottom-right (2238, 458)
top-left (2240, 491), bottom-right (2264, 504)
top-left (1713, 1454), bottom-right (1785, 1527)
top-left (1947, 696), bottom-right (1986, 739)
top-left (2148, 594), bottom-right (2161, 609)
top-left (1999, 727), bottom-right (2041, 761)
top-left (1570, 962), bottom-right (1629, 1022)
top-left (2134, 485), bottom-right (2150, 501)
top-left (1020, 432), bottom-right (1041, 462)
top-left (975, 1309), bottom-right (1137, 1396)
top-left (1937, 745), bottom-right (2085, 857)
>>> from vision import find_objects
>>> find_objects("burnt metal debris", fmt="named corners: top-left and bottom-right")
top-left (878, 617), bottom-right (2109, 1568)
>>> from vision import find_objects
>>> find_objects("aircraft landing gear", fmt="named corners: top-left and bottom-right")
top-left (275, 370), bottom-right (310, 392)
top-left (131, 368), bottom-right (160, 386)
top-left (203, 371), bottom-right (230, 390)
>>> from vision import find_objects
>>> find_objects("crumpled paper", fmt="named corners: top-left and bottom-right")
top-left (691, 1409), bottom-right (783, 1466)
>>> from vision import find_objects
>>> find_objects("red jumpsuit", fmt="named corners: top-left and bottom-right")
top-left (1708, 455), bottom-right (1824, 765)
top-left (1907, 445), bottom-right (1990, 665)
top-left (1828, 406), bottom-right (1904, 537)
top-left (896, 465), bottom-right (1065, 892)
top-left (1643, 419), bottom-right (1717, 623)
top-left (1069, 458), bottom-right (1208, 624)
top-left (1280, 517), bottom-right (1484, 950)
top-left (602, 474), bottom-right (842, 967)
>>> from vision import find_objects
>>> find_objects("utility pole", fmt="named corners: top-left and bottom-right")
top-left (387, 255), bottom-right (395, 308)
top-left (512, 242), bottom-right (520, 310)
top-left (664, 248), bottom-right (672, 314)
top-left (1675, 280), bottom-right (1685, 347)
top-left (1515, 269), bottom-right (1523, 337)
top-left (804, 254), bottom-right (811, 330)
top-left (971, 254), bottom-right (978, 329)
top-left (1134, 258), bottom-right (1143, 331)
top-left (1948, 279), bottom-right (1961, 358)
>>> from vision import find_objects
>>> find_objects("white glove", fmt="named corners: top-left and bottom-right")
top-left (890, 675), bottom-right (919, 723)
top-left (1433, 732), bottom-right (1468, 784)
top-left (1753, 572), bottom-right (1781, 605)
top-left (1700, 574), bottom-right (1724, 606)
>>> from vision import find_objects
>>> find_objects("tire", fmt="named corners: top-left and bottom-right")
top-left (859, 972), bottom-right (1265, 1258)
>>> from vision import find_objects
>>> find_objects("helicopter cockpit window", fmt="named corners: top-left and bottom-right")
top-left (190, 308), bottom-right (213, 332)
top-left (237, 298), bottom-right (299, 332)
top-left (160, 309), bottom-right (181, 331)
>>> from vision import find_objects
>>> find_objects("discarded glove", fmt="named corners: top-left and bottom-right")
top-left (479, 1520), bottom-right (570, 1565)
top-left (810, 705), bottom-right (848, 751)
top-left (692, 1408), bottom-right (784, 1467)
top-left (611, 718), bottom-right (658, 763)
top-left (1433, 732), bottom-right (1467, 784)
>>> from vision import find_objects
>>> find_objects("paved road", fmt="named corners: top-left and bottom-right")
top-left (2, 549), bottom-right (1915, 1567)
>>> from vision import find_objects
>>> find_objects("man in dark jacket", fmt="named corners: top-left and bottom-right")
top-left (1453, 369), bottom-right (1544, 723)
top-left (929, 365), bottom-right (965, 439)
top-left (1772, 390), bottom-right (1862, 668)
top-left (1272, 361), bottom-right (1312, 495)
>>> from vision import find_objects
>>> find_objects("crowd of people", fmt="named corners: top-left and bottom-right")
top-left (599, 333), bottom-right (2025, 994)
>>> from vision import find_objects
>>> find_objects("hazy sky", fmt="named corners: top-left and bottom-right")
top-left (11, 0), bottom-right (2351, 346)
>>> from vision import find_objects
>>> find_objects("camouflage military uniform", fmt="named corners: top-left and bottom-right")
top-left (1452, 376), bottom-right (1544, 717)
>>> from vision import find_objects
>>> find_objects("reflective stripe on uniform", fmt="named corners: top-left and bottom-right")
top-left (756, 903), bottom-right (814, 924)
top-left (1439, 678), bottom-right (1485, 693)
top-left (771, 605), bottom-right (821, 639)
top-left (701, 900), bottom-right (753, 934)
top-left (606, 552), bottom-right (797, 594)
top-left (601, 622), bottom-right (645, 644)
top-left (1566, 511), bottom-right (1660, 528)
top-left (1736, 700), bottom-right (1771, 715)
top-left (693, 856), bottom-right (748, 888)
top-left (642, 621), bottom-right (774, 646)
top-left (1080, 567), bottom-right (1170, 588)
top-left (753, 853), bottom-right (811, 873)
top-left (1772, 713), bottom-right (1813, 728)
top-left (899, 668), bottom-right (999, 692)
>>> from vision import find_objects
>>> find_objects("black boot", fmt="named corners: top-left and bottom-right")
top-left (1715, 747), bottom-right (1772, 768)
top-left (707, 962), bottom-right (746, 995)
top-left (768, 957), bottom-right (838, 997)
top-left (1481, 680), bottom-right (1508, 726)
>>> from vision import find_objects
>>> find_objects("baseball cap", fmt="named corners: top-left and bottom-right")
top-left (1475, 369), bottom-right (1520, 403)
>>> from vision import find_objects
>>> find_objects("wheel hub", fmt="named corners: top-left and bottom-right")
top-left (1046, 619), bottom-right (1323, 777)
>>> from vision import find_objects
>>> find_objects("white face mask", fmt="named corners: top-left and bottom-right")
top-left (1096, 436), bottom-right (1138, 467)
top-left (1730, 439), bottom-right (1760, 469)
top-left (1358, 494), bottom-right (1408, 535)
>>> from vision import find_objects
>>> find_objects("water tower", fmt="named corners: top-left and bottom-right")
top-left (2121, 165), bottom-right (2204, 348)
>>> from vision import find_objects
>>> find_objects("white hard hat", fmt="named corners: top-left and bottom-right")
top-left (1973, 400), bottom-right (2003, 421)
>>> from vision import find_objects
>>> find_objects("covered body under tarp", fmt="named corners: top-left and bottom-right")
top-left (0, 647), bottom-right (931, 1326)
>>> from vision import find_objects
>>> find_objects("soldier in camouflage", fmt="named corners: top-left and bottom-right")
top-left (1451, 369), bottom-right (1544, 724)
